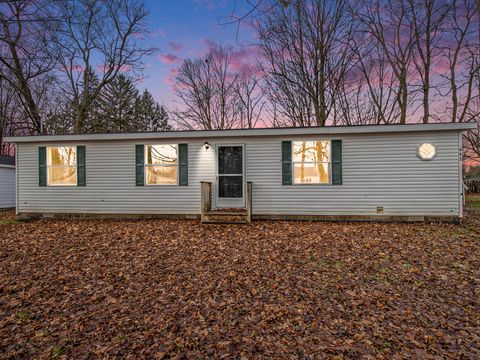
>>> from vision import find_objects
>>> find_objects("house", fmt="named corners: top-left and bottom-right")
top-left (0, 155), bottom-right (16, 209)
top-left (4, 123), bottom-right (476, 223)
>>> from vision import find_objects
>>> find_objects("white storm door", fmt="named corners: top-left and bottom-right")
top-left (215, 145), bottom-right (245, 208)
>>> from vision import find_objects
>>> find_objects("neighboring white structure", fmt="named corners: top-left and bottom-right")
top-left (4, 123), bottom-right (476, 222)
top-left (0, 156), bottom-right (16, 209)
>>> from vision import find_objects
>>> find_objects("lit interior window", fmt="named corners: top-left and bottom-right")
top-left (47, 146), bottom-right (77, 186)
top-left (145, 144), bottom-right (178, 185)
top-left (292, 141), bottom-right (331, 184)
top-left (417, 143), bottom-right (436, 160)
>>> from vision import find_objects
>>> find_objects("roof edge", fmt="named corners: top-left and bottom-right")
top-left (4, 122), bottom-right (477, 143)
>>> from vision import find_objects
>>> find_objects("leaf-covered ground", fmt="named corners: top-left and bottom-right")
top-left (0, 208), bottom-right (479, 359)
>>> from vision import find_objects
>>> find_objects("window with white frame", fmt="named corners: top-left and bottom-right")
top-left (292, 141), bottom-right (331, 184)
top-left (47, 146), bottom-right (77, 186)
top-left (145, 144), bottom-right (178, 185)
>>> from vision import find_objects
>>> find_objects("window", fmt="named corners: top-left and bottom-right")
top-left (47, 146), bottom-right (77, 186)
top-left (417, 143), bottom-right (436, 160)
top-left (145, 144), bottom-right (178, 185)
top-left (292, 141), bottom-right (331, 184)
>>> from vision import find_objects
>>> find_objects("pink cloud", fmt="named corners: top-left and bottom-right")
top-left (164, 68), bottom-right (179, 86)
top-left (193, 0), bottom-right (227, 10)
top-left (150, 29), bottom-right (166, 38)
top-left (168, 42), bottom-right (183, 52)
top-left (132, 31), bottom-right (144, 39)
top-left (202, 38), bottom-right (262, 76)
top-left (158, 53), bottom-right (182, 65)
top-left (118, 64), bottom-right (132, 72)
top-left (95, 64), bottom-right (132, 73)
top-left (61, 64), bottom-right (85, 73)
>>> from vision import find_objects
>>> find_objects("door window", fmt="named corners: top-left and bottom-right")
top-left (218, 146), bottom-right (243, 198)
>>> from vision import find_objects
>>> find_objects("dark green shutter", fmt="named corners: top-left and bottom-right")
top-left (282, 141), bottom-right (292, 185)
top-left (135, 144), bottom-right (144, 186)
top-left (39, 146), bottom-right (46, 186)
top-left (178, 143), bottom-right (188, 186)
top-left (77, 146), bottom-right (86, 186)
top-left (332, 139), bottom-right (343, 185)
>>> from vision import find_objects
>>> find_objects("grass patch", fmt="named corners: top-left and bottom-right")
top-left (51, 345), bottom-right (65, 358)
top-left (315, 259), bottom-right (329, 268)
top-left (466, 194), bottom-right (480, 208)
top-left (382, 341), bottom-right (392, 349)
top-left (467, 200), bottom-right (480, 208)
top-left (16, 310), bottom-right (35, 321)
top-left (0, 219), bottom-right (23, 225)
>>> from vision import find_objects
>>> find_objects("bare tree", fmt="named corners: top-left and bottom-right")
top-left (0, 0), bottom-right (57, 134)
top-left (349, 38), bottom-right (400, 124)
top-left (0, 77), bottom-right (19, 155)
top-left (465, 127), bottom-right (480, 162)
top-left (173, 47), bottom-right (240, 130)
top-left (334, 75), bottom-right (380, 126)
top-left (439, 0), bottom-right (479, 124)
top-left (53, 0), bottom-right (154, 133)
top-left (257, 0), bottom-right (356, 127)
top-left (355, 0), bottom-right (416, 124)
top-left (234, 71), bottom-right (266, 129)
top-left (262, 62), bottom-right (315, 127)
top-left (463, 55), bottom-right (480, 162)
top-left (408, 0), bottom-right (450, 123)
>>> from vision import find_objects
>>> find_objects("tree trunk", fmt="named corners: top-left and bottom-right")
top-left (400, 75), bottom-right (408, 124)
top-left (3, 20), bottom-right (42, 134)
top-left (450, 66), bottom-right (457, 123)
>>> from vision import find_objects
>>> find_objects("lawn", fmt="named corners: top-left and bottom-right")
top-left (467, 194), bottom-right (480, 208)
top-left (0, 208), bottom-right (479, 359)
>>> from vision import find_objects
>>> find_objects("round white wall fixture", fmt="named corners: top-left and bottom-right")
top-left (417, 143), bottom-right (436, 160)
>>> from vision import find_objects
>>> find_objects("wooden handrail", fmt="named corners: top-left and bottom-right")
top-left (246, 181), bottom-right (253, 222)
top-left (200, 182), bottom-right (212, 217)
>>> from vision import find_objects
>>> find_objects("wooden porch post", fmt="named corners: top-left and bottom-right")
top-left (200, 182), bottom-right (212, 220)
top-left (246, 181), bottom-right (253, 223)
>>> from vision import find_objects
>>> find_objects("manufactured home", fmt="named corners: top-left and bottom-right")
top-left (0, 155), bottom-right (16, 209)
top-left (4, 123), bottom-right (476, 223)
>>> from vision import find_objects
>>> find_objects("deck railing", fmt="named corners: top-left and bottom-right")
top-left (246, 181), bottom-right (252, 222)
top-left (200, 181), bottom-right (212, 215)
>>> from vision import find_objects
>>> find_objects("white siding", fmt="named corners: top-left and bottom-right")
top-left (0, 166), bottom-right (16, 208)
top-left (16, 130), bottom-right (461, 217)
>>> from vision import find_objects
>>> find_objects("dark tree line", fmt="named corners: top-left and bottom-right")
top-left (45, 73), bottom-right (170, 134)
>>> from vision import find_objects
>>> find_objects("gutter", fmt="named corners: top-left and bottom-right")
top-left (4, 123), bottom-right (477, 143)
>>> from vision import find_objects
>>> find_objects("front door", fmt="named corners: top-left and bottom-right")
top-left (216, 145), bottom-right (245, 208)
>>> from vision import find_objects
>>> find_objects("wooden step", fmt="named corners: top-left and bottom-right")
top-left (201, 209), bottom-right (248, 224)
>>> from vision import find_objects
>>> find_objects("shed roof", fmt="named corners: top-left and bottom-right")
top-left (4, 122), bottom-right (476, 143)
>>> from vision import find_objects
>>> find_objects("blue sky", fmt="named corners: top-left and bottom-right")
top-left (138, 0), bottom-right (258, 105)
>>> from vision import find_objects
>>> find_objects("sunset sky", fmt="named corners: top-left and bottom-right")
top-left (139, 0), bottom-right (258, 105)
